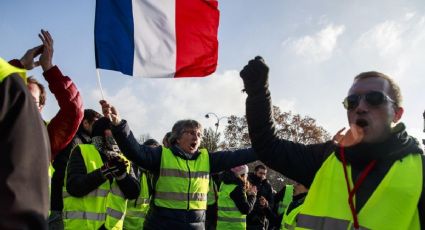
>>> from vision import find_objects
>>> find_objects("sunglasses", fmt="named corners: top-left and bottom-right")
top-left (342, 91), bottom-right (395, 110)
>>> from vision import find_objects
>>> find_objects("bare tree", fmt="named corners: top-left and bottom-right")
top-left (222, 105), bottom-right (331, 190)
top-left (200, 127), bottom-right (221, 152)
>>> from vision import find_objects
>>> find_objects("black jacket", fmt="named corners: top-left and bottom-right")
top-left (245, 87), bottom-right (425, 228)
top-left (246, 173), bottom-right (275, 228)
top-left (220, 171), bottom-right (256, 215)
top-left (66, 145), bottom-right (140, 199)
top-left (0, 74), bottom-right (50, 230)
top-left (111, 120), bottom-right (258, 230)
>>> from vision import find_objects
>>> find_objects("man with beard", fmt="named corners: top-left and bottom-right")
top-left (246, 165), bottom-right (274, 230)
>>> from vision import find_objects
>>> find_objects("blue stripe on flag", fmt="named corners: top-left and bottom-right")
top-left (95, 0), bottom-right (134, 76)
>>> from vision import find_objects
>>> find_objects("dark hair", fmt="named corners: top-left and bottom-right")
top-left (91, 117), bottom-right (112, 137)
top-left (143, 139), bottom-right (160, 147)
top-left (169, 120), bottom-right (202, 145)
top-left (78, 109), bottom-right (102, 133)
top-left (84, 109), bottom-right (102, 123)
top-left (27, 77), bottom-right (46, 106)
top-left (254, 164), bottom-right (267, 171)
top-left (354, 71), bottom-right (402, 107)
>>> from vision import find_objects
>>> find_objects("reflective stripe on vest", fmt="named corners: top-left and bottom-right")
top-left (278, 185), bottom-right (293, 216)
top-left (124, 171), bottom-right (151, 229)
top-left (155, 191), bottom-right (207, 201)
top-left (297, 153), bottom-right (422, 230)
top-left (63, 144), bottom-right (128, 230)
top-left (217, 183), bottom-right (246, 230)
top-left (154, 147), bottom-right (210, 210)
top-left (63, 211), bottom-right (106, 221)
top-left (63, 188), bottom-right (109, 198)
top-left (0, 57), bottom-right (26, 83)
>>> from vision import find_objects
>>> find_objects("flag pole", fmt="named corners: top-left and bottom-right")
top-left (96, 69), bottom-right (105, 100)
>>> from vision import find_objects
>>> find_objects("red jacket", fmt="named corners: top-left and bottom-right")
top-left (10, 59), bottom-right (84, 160)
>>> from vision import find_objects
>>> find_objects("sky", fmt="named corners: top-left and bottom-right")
top-left (2, 0), bottom-right (425, 144)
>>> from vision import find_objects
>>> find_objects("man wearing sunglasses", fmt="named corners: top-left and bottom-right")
top-left (240, 56), bottom-right (424, 229)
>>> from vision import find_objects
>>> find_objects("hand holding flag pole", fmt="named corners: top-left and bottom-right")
top-left (100, 100), bottom-right (121, 126)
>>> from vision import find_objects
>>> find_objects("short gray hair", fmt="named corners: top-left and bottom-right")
top-left (169, 119), bottom-right (202, 145)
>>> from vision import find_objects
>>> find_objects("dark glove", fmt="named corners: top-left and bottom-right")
top-left (100, 161), bottom-right (120, 180)
top-left (108, 155), bottom-right (129, 179)
top-left (240, 56), bottom-right (269, 95)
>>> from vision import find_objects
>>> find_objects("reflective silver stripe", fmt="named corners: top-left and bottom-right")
top-left (191, 171), bottom-right (209, 179)
top-left (160, 169), bottom-right (209, 179)
top-left (136, 198), bottom-right (151, 205)
top-left (218, 207), bottom-right (240, 211)
top-left (63, 188), bottom-right (109, 198)
top-left (126, 210), bottom-right (146, 218)
top-left (106, 207), bottom-right (124, 220)
top-left (110, 186), bottom-right (125, 197)
top-left (217, 216), bottom-right (246, 223)
top-left (297, 214), bottom-right (370, 230)
top-left (63, 211), bottom-right (105, 221)
top-left (155, 191), bottom-right (207, 201)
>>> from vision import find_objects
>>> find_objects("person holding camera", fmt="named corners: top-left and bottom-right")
top-left (63, 117), bottom-right (140, 230)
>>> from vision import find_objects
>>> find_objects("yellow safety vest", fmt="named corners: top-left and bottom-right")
top-left (297, 153), bottom-right (422, 230)
top-left (217, 183), bottom-right (246, 230)
top-left (281, 199), bottom-right (304, 230)
top-left (123, 171), bottom-right (150, 229)
top-left (154, 147), bottom-right (210, 210)
top-left (207, 178), bottom-right (218, 205)
top-left (63, 144), bottom-right (129, 230)
top-left (278, 185), bottom-right (293, 216)
top-left (0, 57), bottom-right (26, 83)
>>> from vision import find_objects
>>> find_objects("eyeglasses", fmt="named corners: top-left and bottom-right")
top-left (182, 130), bottom-right (203, 138)
top-left (342, 91), bottom-right (395, 110)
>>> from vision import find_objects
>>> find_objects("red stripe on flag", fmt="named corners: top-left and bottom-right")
top-left (175, 0), bottom-right (219, 78)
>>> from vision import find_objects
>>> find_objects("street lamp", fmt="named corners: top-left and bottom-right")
top-left (205, 112), bottom-right (231, 134)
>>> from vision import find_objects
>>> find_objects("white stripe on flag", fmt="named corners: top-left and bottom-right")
top-left (132, 0), bottom-right (176, 78)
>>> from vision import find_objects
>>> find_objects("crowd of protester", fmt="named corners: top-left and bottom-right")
top-left (1, 30), bottom-right (424, 230)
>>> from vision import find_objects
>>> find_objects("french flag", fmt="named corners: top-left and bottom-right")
top-left (95, 0), bottom-right (219, 78)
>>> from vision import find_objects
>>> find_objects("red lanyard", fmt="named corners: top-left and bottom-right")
top-left (339, 146), bottom-right (376, 229)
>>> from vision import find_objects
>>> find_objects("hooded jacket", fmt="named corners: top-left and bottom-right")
top-left (111, 120), bottom-right (258, 230)
top-left (220, 171), bottom-right (256, 215)
top-left (245, 87), bottom-right (425, 228)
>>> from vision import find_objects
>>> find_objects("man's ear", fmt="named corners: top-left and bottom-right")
top-left (393, 107), bottom-right (404, 123)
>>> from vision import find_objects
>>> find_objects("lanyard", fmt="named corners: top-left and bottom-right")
top-left (339, 146), bottom-right (376, 229)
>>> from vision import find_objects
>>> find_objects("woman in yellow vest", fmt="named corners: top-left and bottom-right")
top-left (217, 165), bottom-right (257, 230)
top-left (63, 117), bottom-right (141, 230)
top-left (100, 100), bottom-right (258, 230)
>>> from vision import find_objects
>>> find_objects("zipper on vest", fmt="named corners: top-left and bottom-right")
top-left (186, 159), bottom-right (191, 210)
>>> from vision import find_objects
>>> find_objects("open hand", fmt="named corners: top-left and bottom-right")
top-left (38, 29), bottom-right (54, 71)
